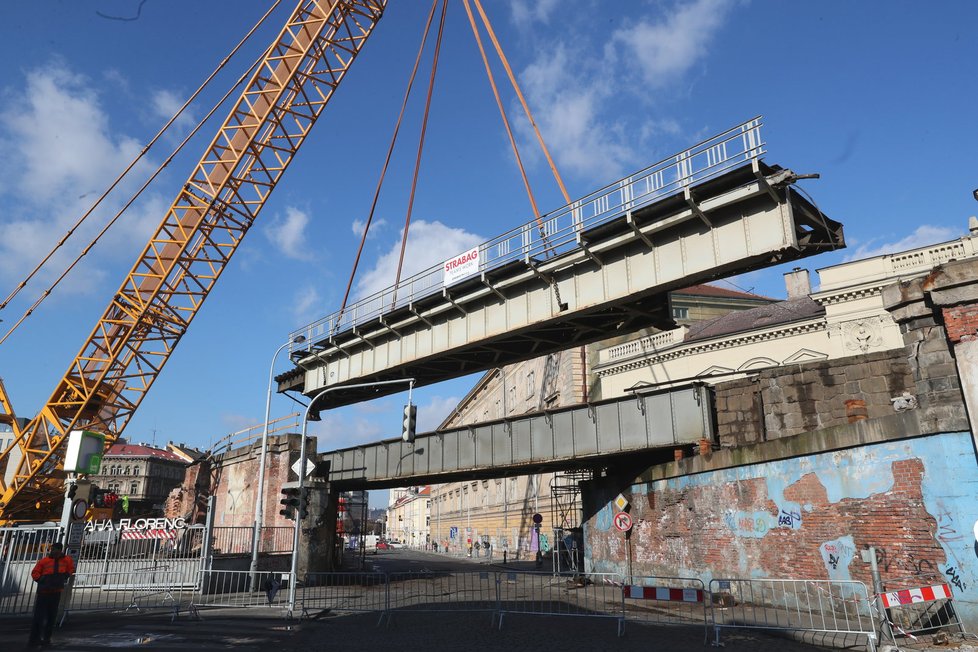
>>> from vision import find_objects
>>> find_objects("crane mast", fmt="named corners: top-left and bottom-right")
top-left (0, 0), bottom-right (386, 522)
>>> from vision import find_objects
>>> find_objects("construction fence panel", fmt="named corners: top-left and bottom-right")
top-left (194, 569), bottom-right (292, 612)
top-left (386, 570), bottom-right (498, 623)
top-left (0, 525), bottom-right (62, 616)
top-left (75, 525), bottom-right (205, 587)
top-left (299, 572), bottom-right (387, 624)
top-left (623, 575), bottom-right (709, 642)
top-left (64, 570), bottom-right (194, 622)
top-left (878, 574), bottom-right (967, 644)
top-left (710, 578), bottom-right (877, 652)
top-left (496, 571), bottom-right (625, 636)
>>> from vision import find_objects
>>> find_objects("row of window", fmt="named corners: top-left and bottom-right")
top-left (104, 481), bottom-right (138, 495)
top-left (102, 464), bottom-right (140, 476)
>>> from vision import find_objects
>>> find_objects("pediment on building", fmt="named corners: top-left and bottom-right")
top-left (783, 348), bottom-right (828, 364)
top-left (697, 365), bottom-right (735, 377)
top-left (738, 357), bottom-right (778, 371)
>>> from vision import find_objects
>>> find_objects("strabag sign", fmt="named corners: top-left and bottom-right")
top-left (443, 246), bottom-right (480, 286)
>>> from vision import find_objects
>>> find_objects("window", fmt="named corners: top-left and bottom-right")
top-left (526, 371), bottom-right (535, 398)
top-left (130, 482), bottom-right (138, 494)
top-left (133, 466), bottom-right (140, 476)
top-left (672, 306), bottom-right (689, 319)
top-left (508, 386), bottom-right (516, 411)
top-left (124, 466), bottom-right (130, 476)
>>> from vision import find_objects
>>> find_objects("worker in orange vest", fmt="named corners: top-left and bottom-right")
top-left (28, 541), bottom-right (75, 648)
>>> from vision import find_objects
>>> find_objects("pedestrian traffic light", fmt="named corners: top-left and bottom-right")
top-left (401, 403), bottom-right (417, 443)
top-left (298, 487), bottom-right (311, 520)
top-left (279, 487), bottom-right (300, 520)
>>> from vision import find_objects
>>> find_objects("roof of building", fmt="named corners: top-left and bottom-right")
top-left (105, 442), bottom-right (185, 463)
top-left (685, 296), bottom-right (824, 342)
top-left (673, 283), bottom-right (776, 302)
top-left (166, 441), bottom-right (207, 463)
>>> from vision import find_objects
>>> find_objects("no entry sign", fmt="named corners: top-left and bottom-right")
top-left (614, 512), bottom-right (633, 532)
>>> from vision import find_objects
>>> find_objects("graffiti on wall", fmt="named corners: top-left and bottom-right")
top-left (585, 432), bottom-right (978, 626)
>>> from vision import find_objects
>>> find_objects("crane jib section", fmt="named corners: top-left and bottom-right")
top-left (0, 0), bottom-right (387, 522)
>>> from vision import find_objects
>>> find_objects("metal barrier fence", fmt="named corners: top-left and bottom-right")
top-left (386, 570), bottom-right (498, 625)
top-left (65, 570), bottom-right (194, 622)
top-left (290, 117), bottom-right (765, 345)
top-left (710, 578), bottom-right (877, 651)
top-left (75, 525), bottom-right (205, 587)
top-left (877, 574), bottom-right (967, 644)
top-left (496, 571), bottom-right (625, 635)
top-left (0, 525), bottom-right (62, 616)
top-left (210, 526), bottom-right (294, 555)
top-left (195, 569), bottom-right (292, 611)
top-left (302, 571), bottom-right (387, 623)
top-left (623, 576), bottom-right (709, 642)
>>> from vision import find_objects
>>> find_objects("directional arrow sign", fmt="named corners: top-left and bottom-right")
top-left (291, 458), bottom-right (315, 478)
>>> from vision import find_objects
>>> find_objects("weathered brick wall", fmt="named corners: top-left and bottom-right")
top-left (943, 304), bottom-right (978, 344)
top-left (714, 349), bottom-right (914, 446)
top-left (584, 433), bottom-right (978, 611)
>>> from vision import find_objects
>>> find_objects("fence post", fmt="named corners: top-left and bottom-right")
top-left (200, 496), bottom-right (216, 586)
top-left (862, 546), bottom-right (890, 647)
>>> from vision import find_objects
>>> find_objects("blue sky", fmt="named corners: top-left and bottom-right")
top-left (0, 1), bottom-right (975, 507)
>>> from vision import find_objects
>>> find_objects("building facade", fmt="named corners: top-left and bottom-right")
top-left (89, 441), bottom-right (188, 515)
top-left (428, 284), bottom-right (775, 560)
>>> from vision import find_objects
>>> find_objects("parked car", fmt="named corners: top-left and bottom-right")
top-left (387, 540), bottom-right (405, 549)
top-left (375, 540), bottom-right (390, 551)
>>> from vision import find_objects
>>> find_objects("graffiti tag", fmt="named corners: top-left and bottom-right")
top-left (944, 566), bottom-right (967, 592)
top-left (778, 509), bottom-right (801, 529)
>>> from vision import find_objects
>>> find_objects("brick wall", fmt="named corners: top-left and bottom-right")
top-left (943, 304), bottom-right (978, 344)
top-left (584, 433), bottom-right (978, 604)
top-left (714, 349), bottom-right (913, 447)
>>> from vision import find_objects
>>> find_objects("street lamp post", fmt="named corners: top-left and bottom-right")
top-left (287, 377), bottom-right (416, 612)
top-left (250, 335), bottom-right (304, 591)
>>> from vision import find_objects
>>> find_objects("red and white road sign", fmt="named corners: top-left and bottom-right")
top-left (613, 512), bottom-right (632, 532)
top-left (880, 583), bottom-right (952, 608)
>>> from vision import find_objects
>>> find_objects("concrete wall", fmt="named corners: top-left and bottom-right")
top-left (584, 430), bottom-right (978, 626)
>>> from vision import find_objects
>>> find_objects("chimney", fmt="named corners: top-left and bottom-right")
top-left (784, 267), bottom-right (811, 299)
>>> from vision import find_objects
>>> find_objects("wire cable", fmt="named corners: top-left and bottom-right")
top-left (0, 5), bottom-right (282, 347)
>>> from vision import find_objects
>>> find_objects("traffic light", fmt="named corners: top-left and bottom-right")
top-left (401, 403), bottom-right (417, 443)
top-left (298, 487), bottom-right (311, 520)
top-left (279, 487), bottom-right (300, 520)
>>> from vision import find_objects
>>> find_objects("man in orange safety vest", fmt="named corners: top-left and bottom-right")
top-left (28, 541), bottom-right (75, 648)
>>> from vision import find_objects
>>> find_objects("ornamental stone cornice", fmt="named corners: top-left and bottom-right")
top-left (595, 319), bottom-right (826, 377)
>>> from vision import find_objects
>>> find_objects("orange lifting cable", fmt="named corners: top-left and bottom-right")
top-left (392, 0), bottom-right (450, 304)
top-left (0, 4), bottom-right (283, 349)
top-left (470, 0), bottom-right (571, 206)
top-left (335, 0), bottom-right (442, 328)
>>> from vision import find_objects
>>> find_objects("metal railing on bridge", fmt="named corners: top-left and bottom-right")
top-left (289, 117), bottom-right (765, 352)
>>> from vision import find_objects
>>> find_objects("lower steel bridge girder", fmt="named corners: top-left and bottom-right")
top-left (322, 383), bottom-right (713, 490)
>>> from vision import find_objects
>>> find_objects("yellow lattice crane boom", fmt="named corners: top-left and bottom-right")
top-left (0, 0), bottom-right (386, 523)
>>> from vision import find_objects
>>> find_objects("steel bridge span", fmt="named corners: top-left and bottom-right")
top-left (279, 119), bottom-right (843, 411)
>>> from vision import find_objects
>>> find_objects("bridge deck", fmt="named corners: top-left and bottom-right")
top-left (279, 119), bottom-right (843, 409)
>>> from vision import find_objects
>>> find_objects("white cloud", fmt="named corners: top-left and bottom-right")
top-left (0, 63), bottom-right (163, 297)
top-left (418, 395), bottom-right (462, 432)
top-left (291, 284), bottom-right (322, 322)
top-left (352, 217), bottom-right (387, 239)
top-left (845, 225), bottom-right (959, 262)
top-left (265, 206), bottom-right (313, 261)
top-left (517, 45), bottom-right (633, 180)
top-left (355, 220), bottom-right (484, 299)
top-left (509, 0), bottom-right (560, 26)
top-left (150, 88), bottom-right (196, 134)
top-left (311, 413), bottom-right (386, 449)
top-left (609, 0), bottom-right (736, 89)
top-left (513, 0), bottom-right (739, 183)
